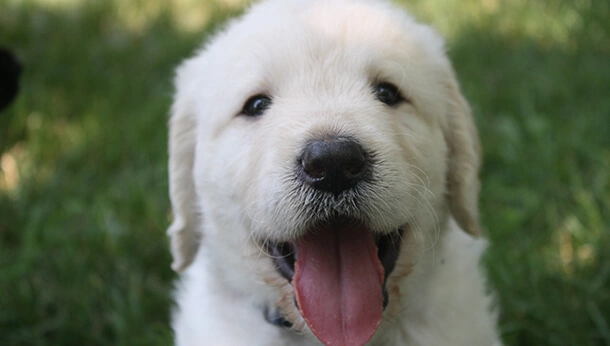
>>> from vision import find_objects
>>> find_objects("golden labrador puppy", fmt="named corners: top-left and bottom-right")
top-left (167, 0), bottom-right (502, 345)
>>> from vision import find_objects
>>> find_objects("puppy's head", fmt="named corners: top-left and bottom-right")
top-left (168, 0), bottom-right (480, 344)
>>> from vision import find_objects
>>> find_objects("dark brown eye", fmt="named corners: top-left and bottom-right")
top-left (373, 82), bottom-right (404, 106)
top-left (242, 94), bottom-right (272, 116)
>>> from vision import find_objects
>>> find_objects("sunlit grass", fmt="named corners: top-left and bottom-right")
top-left (406, 0), bottom-right (599, 51)
top-left (5, 0), bottom-right (247, 33)
top-left (1, 0), bottom-right (608, 345)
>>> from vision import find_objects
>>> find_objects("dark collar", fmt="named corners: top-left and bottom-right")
top-left (263, 306), bottom-right (293, 329)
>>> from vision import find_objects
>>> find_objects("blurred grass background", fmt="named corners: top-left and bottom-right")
top-left (0, 0), bottom-right (608, 345)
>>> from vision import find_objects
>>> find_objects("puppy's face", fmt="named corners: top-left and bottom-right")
top-left (195, 2), bottom-right (451, 237)
top-left (168, 1), bottom-right (481, 344)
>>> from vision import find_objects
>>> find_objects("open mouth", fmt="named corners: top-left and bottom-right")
top-left (266, 218), bottom-right (403, 345)
top-left (268, 224), bottom-right (402, 295)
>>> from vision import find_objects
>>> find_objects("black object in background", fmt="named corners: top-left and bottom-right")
top-left (0, 47), bottom-right (22, 111)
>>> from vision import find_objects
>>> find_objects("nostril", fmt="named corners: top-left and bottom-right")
top-left (301, 152), bottom-right (326, 180)
top-left (343, 151), bottom-right (366, 177)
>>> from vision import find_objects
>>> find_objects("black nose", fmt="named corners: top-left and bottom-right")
top-left (299, 136), bottom-right (369, 196)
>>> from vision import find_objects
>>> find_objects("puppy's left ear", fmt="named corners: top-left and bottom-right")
top-left (443, 70), bottom-right (482, 237)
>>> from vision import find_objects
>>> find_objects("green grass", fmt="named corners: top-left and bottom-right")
top-left (0, 0), bottom-right (608, 345)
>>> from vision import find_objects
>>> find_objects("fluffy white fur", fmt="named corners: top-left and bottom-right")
top-left (167, 0), bottom-right (502, 345)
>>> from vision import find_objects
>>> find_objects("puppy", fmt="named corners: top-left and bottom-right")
top-left (167, 0), bottom-right (502, 345)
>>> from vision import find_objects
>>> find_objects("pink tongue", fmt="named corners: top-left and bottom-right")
top-left (293, 223), bottom-right (384, 346)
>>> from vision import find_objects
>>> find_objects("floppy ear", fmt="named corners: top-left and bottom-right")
top-left (443, 70), bottom-right (482, 237)
top-left (167, 82), bottom-right (201, 272)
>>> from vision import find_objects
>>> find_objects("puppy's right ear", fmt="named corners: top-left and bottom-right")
top-left (167, 71), bottom-right (201, 272)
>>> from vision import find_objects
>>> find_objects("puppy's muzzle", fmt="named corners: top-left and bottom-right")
top-left (299, 136), bottom-right (371, 196)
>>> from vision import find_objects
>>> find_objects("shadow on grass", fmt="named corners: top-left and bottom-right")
top-left (0, 0), bottom-right (608, 345)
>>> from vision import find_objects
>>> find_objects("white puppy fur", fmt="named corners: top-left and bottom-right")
top-left (167, 0), bottom-right (502, 345)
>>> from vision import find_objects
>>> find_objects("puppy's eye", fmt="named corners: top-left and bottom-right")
top-left (242, 95), bottom-right (272, 117)
top-left (373, 82), bottom-right (404, 106)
